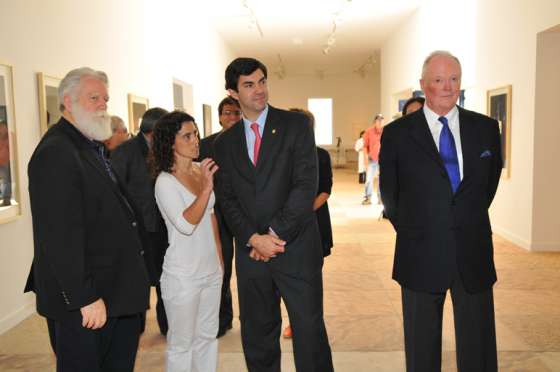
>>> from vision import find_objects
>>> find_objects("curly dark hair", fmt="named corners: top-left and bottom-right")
top-left (151, 110), bottom-right (196, 177)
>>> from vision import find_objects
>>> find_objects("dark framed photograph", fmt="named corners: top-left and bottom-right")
top-left (487, 85), bottom-right (512, 178)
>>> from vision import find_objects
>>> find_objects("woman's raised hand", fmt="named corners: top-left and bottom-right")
top-left (200, 158), bottom-right (219, 192)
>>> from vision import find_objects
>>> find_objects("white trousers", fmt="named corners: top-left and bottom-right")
top-left (161, 269), bottom-right (223, 372)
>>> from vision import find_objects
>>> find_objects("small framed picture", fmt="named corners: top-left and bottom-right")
top-left (127, 94), bottom-right (149, 135)
top-left (37, 72), bottom-right (62, 135)
top-left (202, 104), bottom-right (212, 138)
top-left (487, 85), bottom-right (512, 178)
top-left (0, 62), bottom-right (21, 223)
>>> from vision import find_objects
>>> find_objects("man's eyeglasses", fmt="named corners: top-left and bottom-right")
top-left (222, 110), bottom-right (242, 116)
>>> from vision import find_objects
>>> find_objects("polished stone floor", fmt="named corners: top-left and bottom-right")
top-left (1, 168), bottom-right (560, 371)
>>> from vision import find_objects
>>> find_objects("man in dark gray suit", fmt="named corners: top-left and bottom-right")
top-left (380, 51), bottom-right (502, 372)
top-left (214, 57), bottom-right (333, 372)
top-left (111, 107), bottom-right (169, 335)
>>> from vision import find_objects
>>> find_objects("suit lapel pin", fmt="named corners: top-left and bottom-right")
top-left (272, 129), bottom-right (276, 134)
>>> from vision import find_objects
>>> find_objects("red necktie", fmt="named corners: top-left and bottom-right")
top-left (250, 123), bottom-right (261, 166)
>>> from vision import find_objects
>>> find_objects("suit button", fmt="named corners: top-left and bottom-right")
top-left (451, 200), bottom-right (456, 206)
top-left (140, 250), bottom-right (144, 256)
top-left (132, 221), bottom-right (137, 227)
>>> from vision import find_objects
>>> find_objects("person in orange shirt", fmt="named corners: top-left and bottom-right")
top-left (362, 114), bottom-right (384, 205)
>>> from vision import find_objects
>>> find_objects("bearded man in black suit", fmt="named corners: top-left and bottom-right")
top-left (25, 67), bottom-right (150, 372)
top-left (380, 51), bottom-right (502, 372)
top-left (214, 57), bottom-right (333, 372)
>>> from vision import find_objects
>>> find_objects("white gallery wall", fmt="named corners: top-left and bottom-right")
top-left (380, 0), bottom-right (560, 251)
top-left (0, 0), bottom-right (234, 333)
top-left (532, 28), bottom-right (560, 249)
top-left (268, 64), bottom-right (381, 153)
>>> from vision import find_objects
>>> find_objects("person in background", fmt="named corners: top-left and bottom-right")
top-left (197, 96), bottom-right (242, 338)
top-left (111, 107), bottom-right (170, 336)
top-left (25, 67), bottom-right (150, 372)
top-left (153, 111), bottom-right (223, 372)
top-left (104, 115), bottom-right (129, 154)
top-left (402, 96), bottom-right (425, 116)
top-left (354, 130), bottom-right (366, 184)
top-left (380, 50), bottom-right (502, 372)
top-left (362, 113), bottom-right (384, 205)
top-left (282, 107), bottom-right (334, 340)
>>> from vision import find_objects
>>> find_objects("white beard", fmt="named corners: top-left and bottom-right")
top-left (72, 103), bottom-right (112, 141)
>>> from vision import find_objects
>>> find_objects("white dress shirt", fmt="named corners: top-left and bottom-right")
top-left (423, 105), bottom-right (464, 180)
top-left (243, 105), bottom-right (268, 164)
top-left (155, 170), bottom-right (220, 278)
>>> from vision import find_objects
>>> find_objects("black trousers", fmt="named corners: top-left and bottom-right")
top-left (216, 209), bottom-right (234, 331)
top-left (147, 231), bottom-right (168, 335)
top-left (47, 312), bottom-right (142, 372)
top-left (401, 274), bottom-right (497, 372)
top-left (237, 267), bottom-right (333, 372)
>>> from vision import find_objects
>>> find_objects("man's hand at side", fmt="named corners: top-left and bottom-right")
top-left (80, 298), bottom-right (107, 329)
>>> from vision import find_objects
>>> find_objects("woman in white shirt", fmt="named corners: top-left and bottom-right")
top-left (354, 130), bottom-right (366, 184)
top-left (152, 111), bottom-right (223, 372)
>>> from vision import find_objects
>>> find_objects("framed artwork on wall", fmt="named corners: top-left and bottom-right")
top-left (172, 78), bottom-right (194, 115)
top-left (487, 85), bottom-right (512, 178)
top-left (392, 88), bottom-right (412, 119)
top-left (37, 72), bottom-right (62, 135)
top-left (0, 62), bottom-right (21, 223)
top-left (127, 94), bottom-right (149, 135)
top-left (202, 104), bottom-right (212, 138)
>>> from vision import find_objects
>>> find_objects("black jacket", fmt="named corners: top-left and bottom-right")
top-left (316, 147), bottom-right (333, 257)
top-left (111, 134), bottom-right (168, 283)
top-left (379, 107), bottom-right (502, 293)
top-left (214, 106), bottom-right (323, 278)
top-left (25, 118), bottom-right (150, 320)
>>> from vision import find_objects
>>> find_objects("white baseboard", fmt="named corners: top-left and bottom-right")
top-left (492, 225), bottom-right (560, 251)
top-left (492, 225), bottom-right (531, 250)
top-left (0, 300), bottom-right (36, 335)
top-left (530, 241), bottom-right (560, 251)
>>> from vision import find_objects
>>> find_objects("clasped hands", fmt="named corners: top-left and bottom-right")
top-left (248, 231), bottom-right (286, 262)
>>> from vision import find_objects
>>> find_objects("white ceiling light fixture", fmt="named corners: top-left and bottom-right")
top-left (273, 54), bottom-right (287, 80)
top-left (323, 0), bottom-right (353, 55)
top-left (242, 0), bottom-right (264, 38)
top-left (353, 53), bottom-right (377, 78)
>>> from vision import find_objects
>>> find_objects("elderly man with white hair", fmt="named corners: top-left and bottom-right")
top-left (380, 51), bottom-right (502, 372)
top-left (25, 67), bottom-right (150, 372)
top-left (104, 115), bottom-right (129, 154)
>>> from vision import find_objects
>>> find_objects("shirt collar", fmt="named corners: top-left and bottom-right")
top-left (423, 104), bottom-right (459, 127)
top-left (243, 104), bottom-right (269, 130)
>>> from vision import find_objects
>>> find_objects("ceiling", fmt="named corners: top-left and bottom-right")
top-left (203, 0), bottom-right (421, 77)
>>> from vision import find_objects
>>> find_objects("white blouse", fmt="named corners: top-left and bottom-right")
top-left (155, 171), bottom-right (220, 279)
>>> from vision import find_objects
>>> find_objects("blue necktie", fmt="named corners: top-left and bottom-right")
top-left (438, 116), bottom-right (460, 193)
